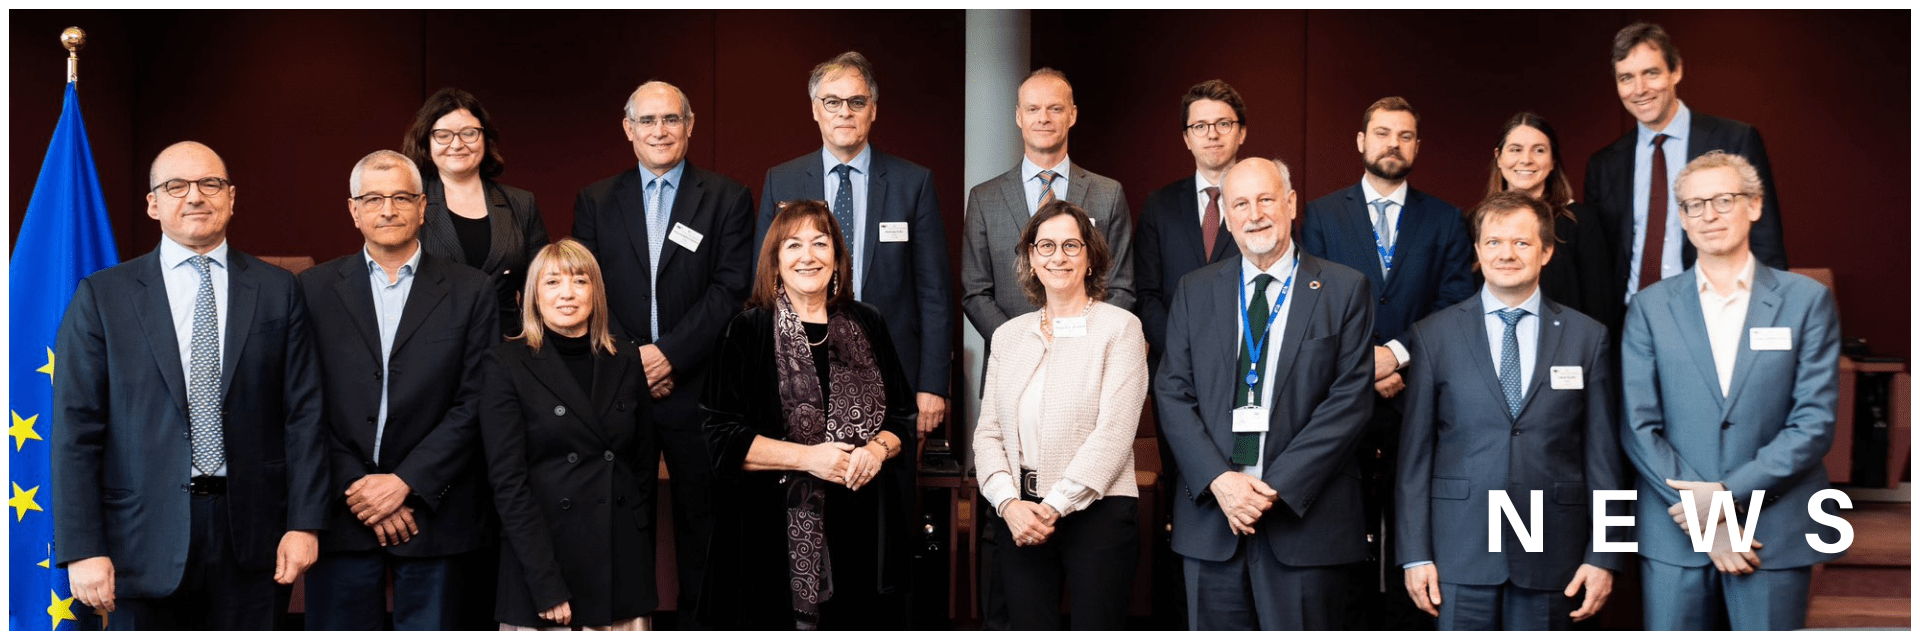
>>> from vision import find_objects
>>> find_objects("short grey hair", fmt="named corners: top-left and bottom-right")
top-left (623, 80), bottom-right (693, 121)
top-left (807, 51), bottom-right (877, 102)
top-left (1274, 157), bottom-right (1294, 196)
top-left (349, 149), bottom-right (423, 196)
top-left (1674, 150), bottom-right (1765, 202)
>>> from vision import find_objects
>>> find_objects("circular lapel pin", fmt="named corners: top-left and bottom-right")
top-left (1309, 280), bottom-right (1321, 290)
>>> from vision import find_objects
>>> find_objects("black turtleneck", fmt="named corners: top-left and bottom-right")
top-left (550, 330), bottom-right (594, 395)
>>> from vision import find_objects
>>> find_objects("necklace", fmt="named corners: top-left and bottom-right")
top-left (1040, 297), bottom-right (1095, 339)
top-left (805, 325), bottom-right (830, 347)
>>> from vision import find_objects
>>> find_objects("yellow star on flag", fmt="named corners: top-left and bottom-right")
top-left (11, 411), bottom-right (43, 451)
top-left (48, 591), bottom-right (77, 628)
top-left (11, 483), bottom-right (44, 521)
top-left (37, 348), bottom-right (55, 383)
top-left (37, 558), bottom-right (50, 568)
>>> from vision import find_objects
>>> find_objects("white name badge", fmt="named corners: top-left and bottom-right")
top-left (1051, 316), bottom-right (1087, 338)
top-left (1550, 366), bottom-right (1584, 390)
top-left (879, 222), bottom-right (909, 242)
top-left (1750, 327), bottom-right (1792, 351)
top-left (1232, 406), bottom-right (1269, 433)
top-left (669, 223), bottom-right (703, 253)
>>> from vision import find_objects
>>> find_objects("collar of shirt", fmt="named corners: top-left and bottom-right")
top-left (640, 159), bottom-right (688, 189)
top-left (1637, 100), bottom-right (1692, 145)
top-left (1479, 283), bottom-right (1543, 319)
top-left (1239, 242), bottom-right (1299, 288)
top-left (363, 243), bottom-right (423, 282)
top-left (159, 235), bottom-right (230, 271)
top-left (1695, 251), bottom-right (1757, 298)
top-left (821, 143), bottom-right (873, 177)
top-left (1358, 174), bottom-right (1408, 209)
top-left (1194, 170), bottom-right (1220, 196)
top-left (1022, 154), bottom-right (1071, 185)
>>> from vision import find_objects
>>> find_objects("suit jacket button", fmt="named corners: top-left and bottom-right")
top-left (1721, 421), bottom-right (1732, 430)
top-left (554, 405), bottom-right (567, 416)
top-left (559, 498), bottom-right (571, 510)
top-left (616, 400), bottom-right (631, 412)
top-left (616, 495), bottom-right (626, 505)
top-left (1512, 429), bottom-right (1522, 436)
top-left (567, 453), bottom-right (579, 464)
top-left (604, 451), bottom-right (615, 462)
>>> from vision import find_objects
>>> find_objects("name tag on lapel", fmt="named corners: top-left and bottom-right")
top-left (1750, 327), bottom-right (1792, 351)
top-left (1232, 406), bottom-right (1269, 433)
top-left (879, 222), bottom-right (909, 242)
top-left (1550, 366), bottom-right (1584, 390)
top-left (669, 223), bottom-right (703, 253)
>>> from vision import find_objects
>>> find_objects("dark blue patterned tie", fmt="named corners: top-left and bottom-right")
top-left (188, 255), bottom-right (224, 474)
top-left (1497, 308), bottom-right (1527, 418)
top-left (832, 164), bottom-right (856, 241)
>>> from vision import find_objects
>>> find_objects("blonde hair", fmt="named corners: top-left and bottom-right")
top-left (515, 239), bottom-right (618, 355)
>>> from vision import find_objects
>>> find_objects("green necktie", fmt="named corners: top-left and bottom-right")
top-left (1232, 274), bottom-right (1275, 466)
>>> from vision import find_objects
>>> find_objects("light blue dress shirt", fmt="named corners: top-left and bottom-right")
top-left (1626, 102), bottom-right (1691, 300)
top-left (365, 245), bottom-right (422, 464)
top-left (642, 160), bottom-right (686, 341)
top-left (1020, 155), bottom-right (1071, 216)
top-left (821, 145), bottom-right (872, 297)
top-left (1480, 284), bottom-right (1542, 394)
top-left (160, 236), bottom-right (230, 477)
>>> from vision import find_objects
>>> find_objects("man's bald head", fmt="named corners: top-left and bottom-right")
top-left (149, 141), bottom-right (228, 188)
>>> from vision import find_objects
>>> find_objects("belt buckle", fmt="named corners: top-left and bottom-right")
top-left (1021, 470), bottom-right (1039, 497)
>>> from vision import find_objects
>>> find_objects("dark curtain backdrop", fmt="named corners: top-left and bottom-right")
top-left (11, 9), bottom-right (1909, 356)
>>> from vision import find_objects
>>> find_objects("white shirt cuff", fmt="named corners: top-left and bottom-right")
top-left (980, 472), bottom-right (1019, 516)
top-left (1041, 477), bottom-right (1099, 518)
top-left (1386, 339), bottom-right (1411, 370)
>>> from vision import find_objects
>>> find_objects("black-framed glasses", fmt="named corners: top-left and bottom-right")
top-left (1186, 119), bottom-right (1240, 136)
top-left (1031, 239), bottom-right (1086, 257)
top-left (1679, 192), bottom-right (1754, 218)
top-left (430, 127), bottom-right (484, 144)
top-left (151, 177), bottom-right (233, 198)
top-left (816, 95), bottom-right (871, 114)
top-left (350, 193), bottom-right (425, 210)
top-left (629, 114), bottom-right (688, 130)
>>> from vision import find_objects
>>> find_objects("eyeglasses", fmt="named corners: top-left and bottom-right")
top-left (151, 177), bottom-right (233, 198)
top-left (1679, 192), bottom-right (1754, 218)
top-left (629, 115), bottom-right (688, 130)
top-left (430, 127), bottom-right (484, 145)
top-left (816, 95), bottom-right (871, 114)
top-left (350, 193), bottom-right (425, 210)
top-left (1031, 239), bottom-right (1086, 257)
top-left (1186, 119), bottom-right (1240, 136)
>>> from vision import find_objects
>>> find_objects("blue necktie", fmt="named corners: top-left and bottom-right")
top-left (1497, 308), bottom-right (1527, 417)
top-left (831, 164), bottom-right (857, 243)
top-left (187, 255), bottom-right (224, 475)
top-left (646, 177), bottom-right (669, 341)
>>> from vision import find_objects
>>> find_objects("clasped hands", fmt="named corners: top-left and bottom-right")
top-left (1404, 562), bottom-right (1613, 621)
top-left (1210, 471), bottom-right (1278, 535)
top-left (1666, 479), bottom-right (1764, 575)
top-left (1373, 346), bottom-right (1405, 398)
top-left (348, 473), bottom-right (418, 546)
top-left (1002, 500), bottom-right (1060, 547)
top-left (802, 440), bottom-right (887, 490)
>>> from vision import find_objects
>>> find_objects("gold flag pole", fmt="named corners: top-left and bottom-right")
top-left (62, 26), bottom-right (85, 83)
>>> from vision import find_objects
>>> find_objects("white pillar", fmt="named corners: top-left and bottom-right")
top-left (956, 9), bottom-right (1028, 469)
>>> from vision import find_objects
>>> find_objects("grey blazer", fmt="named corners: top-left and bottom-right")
top-left (960, 161), bottom-right (1134, 342)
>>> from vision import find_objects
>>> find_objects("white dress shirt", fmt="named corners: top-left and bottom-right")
top-left (1020, 155), bottom-right (1071, 216)
top-left (160, 236), bottom-right (230, 477)
top-left (1697, 253), bottom-right (1756, 397)
top-left (1626, 102), bottom-right (1692, 300)
top-left (1360, 177), bottom-right (1413, 369)
top-left (1233, 243), bottom-right (1298, 480)
top-left (1195, 170), bottom-right (1222, 227)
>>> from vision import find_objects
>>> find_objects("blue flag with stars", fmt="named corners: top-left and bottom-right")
top-left (10, 81), bottom-right (118, 630)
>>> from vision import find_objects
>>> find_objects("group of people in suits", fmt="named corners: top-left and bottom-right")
top-left (49, 21), bottom-right (1843, 633)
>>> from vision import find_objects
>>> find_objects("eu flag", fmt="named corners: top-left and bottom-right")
top-left (10, 81), bottom-right (118, 630)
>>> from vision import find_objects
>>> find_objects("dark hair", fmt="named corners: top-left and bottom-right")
top-left (402, 87), bottom-right (506, 180)
top-left (809, 51), bottom-right (877, 101)
top-left (1361, 96), bottom-right (1420, 132)
top-left (1612, 22), bottom-right (1682, 73)
top-left (1180, 79), bottom-right (1246, 130)
top-left (1469, 191), bottom-right (1559, 247)
top-left (1484, 112), bottom-right (1577, 224)
top-left (749, 200), bottom-right (856, 311)
top-left (1015, 200), bottom-right (1112, 307)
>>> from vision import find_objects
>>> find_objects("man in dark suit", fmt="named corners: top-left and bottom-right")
top-left (1396, 192), bottom-right (1627, 630)
top-left (298, 150), bottom-right (498, 630)
top-left (756, 51), bottom-right (952, 437)
top-left (1156, 157), bottom-right (1374, 630)
top-left (1584, 22), bottom-right (1788, 324)
top-left (53, 141), bottom-right (327, 629)
top-left (1298, 96), bottom-right (1473, 628)
top-left (1137, 79), bottom-right (1247, 370)
top-left (1622, 151), bottom-right (1842, 630)
top-left (572, 80), bottom-right (754, 624)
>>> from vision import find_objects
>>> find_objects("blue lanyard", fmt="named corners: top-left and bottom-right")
top-left (1237, 255), bottom-right (1298, 398)
top-left (1371, 205), bottom-right (1398, 274)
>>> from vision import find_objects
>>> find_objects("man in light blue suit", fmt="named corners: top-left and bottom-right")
top-left (1396, 192), bottom-right (1626, 630)
top-left (1621, 151), bottom-right (1844, 630)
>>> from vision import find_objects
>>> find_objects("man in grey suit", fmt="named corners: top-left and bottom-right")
top-left (961, 67), bottom-right (1133, 343)
top-left (1155, 157), bottom-right (1374, 630)
top-left (757, 51), bottom-right (953, 437)
top-left (1621, 151), bottom-right (1843, 630)
top-left (1395, 191), bottom-right (1626, 630)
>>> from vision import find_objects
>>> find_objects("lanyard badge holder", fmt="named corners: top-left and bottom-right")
top-left (1233, 256), bottom-right (1297, 433)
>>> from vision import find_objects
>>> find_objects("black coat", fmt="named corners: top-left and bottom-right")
top-left (479, 339), bottom-right (657, 627)
top-left (418, 177), bottom-right (550, 336)
top-left (695, 303), bottom-right (917, 628)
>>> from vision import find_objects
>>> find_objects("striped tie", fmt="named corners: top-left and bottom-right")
top-left (1036, 170), bottom-right (1058, 210)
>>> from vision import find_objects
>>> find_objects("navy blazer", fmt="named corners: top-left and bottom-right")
top-left (1396, 293), bottom-right (1628, 591)
top-left (1300, 183), bottom-right (1474, 346)
top-left (1154, 251), bottom-right (1375, 566)
top-left (754, 148), bottom-right (955, 397)
top-left (52, 247), bottom-right (328, 598)
top-left (300, 252), bottom-right (497, 557)
top-left (1621, 265), bottom-right (1844, 570)
top-left (1136, 175), bottom-right (1239, 369)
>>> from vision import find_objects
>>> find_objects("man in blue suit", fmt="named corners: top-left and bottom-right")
top-left (1396, 191), bottom-right (1627, 630)
top-left (1622, 151), bottom-right (1843, 630)
top-left (54, 141), bottom-right (328, 629)
top-left (1156, 157), bottom-right (1374, 630)
top-left (756, 51), bottom-right (952, 437)
top-left (1299, 96), bottom-right (1474, 628)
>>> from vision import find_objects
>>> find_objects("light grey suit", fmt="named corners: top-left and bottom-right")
top-left (960, 162), bottom-right (1133, 342)
top-left (1621, 264), bottom-right (1844, 630)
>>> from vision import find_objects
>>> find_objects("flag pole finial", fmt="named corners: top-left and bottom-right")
top-left (61, 27), bottom-right (85, 83)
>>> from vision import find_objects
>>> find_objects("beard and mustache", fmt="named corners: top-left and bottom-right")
top-left (1364, 148), bottom-right (1414, 182)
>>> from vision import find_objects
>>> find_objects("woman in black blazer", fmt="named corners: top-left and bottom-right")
top-left (480, 239), bottom-right (655, 630)
top-left (403, 87), bottom-right (551, 334)
top-left (1482, 112), bottom-right (1619, 323)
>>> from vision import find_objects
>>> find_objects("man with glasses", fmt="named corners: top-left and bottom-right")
top-left (756, 51), bottom-right (955, 440)
top-left (1138, 80), bottom-right (1248, 373)
top-left (572, 80), bottom-right (754, 626)
top-left (53, 141), bottom-right (327, 629)
top-left (297, 150), bottom-right (498, 630)
top-left (1621, 151), bottom-right (1841, 630)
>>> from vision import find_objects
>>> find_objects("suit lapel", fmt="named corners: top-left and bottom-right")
top-left (522, 346), bottom-right (605, 445)
top-left (220, 255), bottom-right (258, 398)
top-left (420, 180), bottom-right (466, 265)
top-left (1668, 274), bottom-right (1727, 412)
top-left (1207, 263), bottom-right (1243, 423)
top-left (613, 170), bottom-right (657, 305)
top-left (1720, 267), bottom-right (1784, 423)
top-left (390, 259), bottom-right (448, 357)
top-left (1171, 177), bottom-right (1206, 264)
top-left (331, 260), bottom-right (384, 364)
top-left (1067, 164), bottom-right (1092, 210)
top-left (134, 254), bottom-right (190, 419)
top-left (659, 167), bottom-right (704, 275)
top-left (861, 155), bottom-right (888, 290)
top-left (1344, 187), bottom-right (1388, 296)
top-left (997, 167), bottom-right (1028, 225)
top-left (1263, 254), bottom-right (1325, 460)
top-left (1463, 300), bottom-right (1511, 420)
top-left (1516, 299), bottom-right (1567, 417)
top-left (479, 182), bottom-right (516, 274)
top-left (590, 349), bottom-right (625, 432)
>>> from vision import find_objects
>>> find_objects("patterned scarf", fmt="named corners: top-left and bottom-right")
top-left (772, 285), bottom-right (887, 622)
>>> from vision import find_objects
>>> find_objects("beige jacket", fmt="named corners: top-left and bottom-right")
top-left (973, 301), bottom-right (1146, 502)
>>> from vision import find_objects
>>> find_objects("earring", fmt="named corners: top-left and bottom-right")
top-left (830, 273), bottom-right (839, 299)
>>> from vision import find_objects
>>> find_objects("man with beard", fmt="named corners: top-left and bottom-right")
top-left (1299, 96), bottom-right (1474, 629)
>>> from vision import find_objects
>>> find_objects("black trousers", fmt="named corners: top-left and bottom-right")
top-left (995, 496), bottom-right (1139, 630)
top-left (109, 493), bottom-right (281, 631)
top-left (1183, 533), bottom-right (1345, 631)
top-left (657, 420), bottom-right (714, 628)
